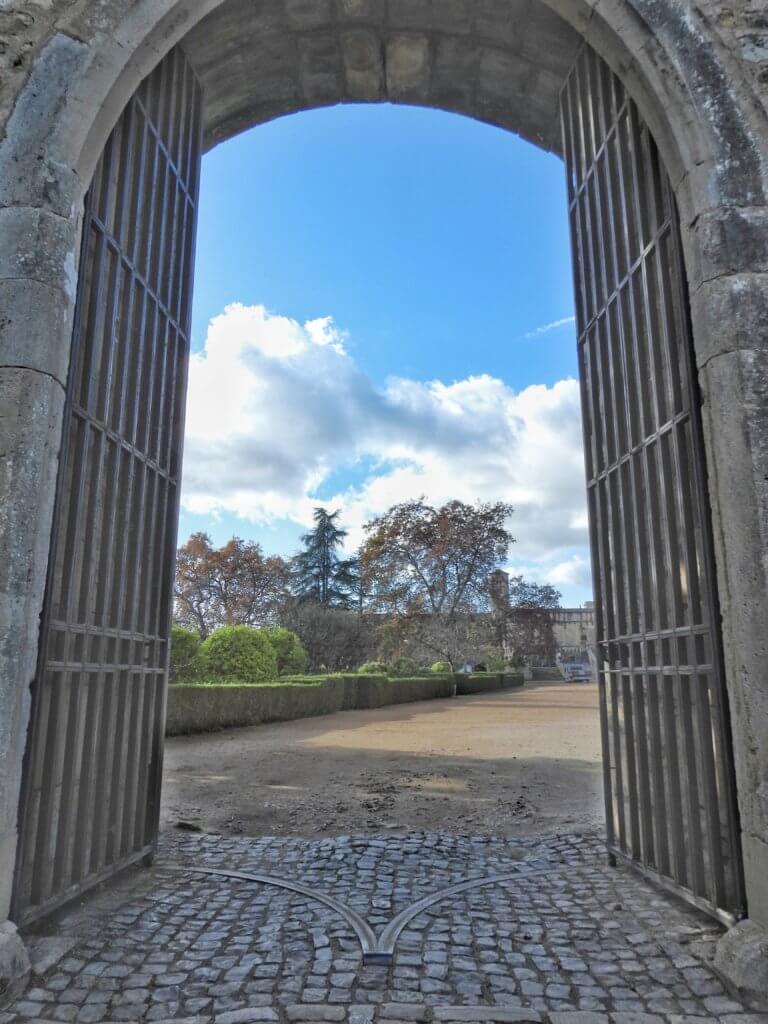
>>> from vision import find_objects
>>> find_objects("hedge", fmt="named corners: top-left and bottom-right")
top-left (166, 673), bottom-right (457, 735)
top-left (165, 670), bottom-right (525, 735)
top-left (453, 671), bottom-right (525, 696)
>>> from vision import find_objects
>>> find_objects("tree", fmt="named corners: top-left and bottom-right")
top-left (262, 626), bottom-right (307, 675)
top-left (169, 625), bottom-right (200, 682)
top-left (505, 576), bottom-right (562, 664)
top-left (360, 499), bottom-right (515, 667)
top-left (174, 532), bottom-right (289, 637)
top-left (198, 625), bottom-right (278, 682)
top-left (279, 599), bottom-right (374, 673)
top-left (291, 508), bottom-right (359, 608)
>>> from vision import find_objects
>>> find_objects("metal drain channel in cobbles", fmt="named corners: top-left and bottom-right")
top-left (177, 863), bottom-right (531, 964)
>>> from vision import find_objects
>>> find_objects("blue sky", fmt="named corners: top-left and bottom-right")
top-left (180, 103), bottom-right (592, 605)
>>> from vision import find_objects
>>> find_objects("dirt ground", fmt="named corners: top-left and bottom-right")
top-left (160, 681), bottom-right (604, 839)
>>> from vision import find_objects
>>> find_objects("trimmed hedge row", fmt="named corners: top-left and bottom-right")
top-left (165, 671), bottom-right (524, 735)
top-left (454, 672), bottom-right (525, 696)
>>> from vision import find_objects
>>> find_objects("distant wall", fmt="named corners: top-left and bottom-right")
top-left (166, 672), bottom-right (524, 736)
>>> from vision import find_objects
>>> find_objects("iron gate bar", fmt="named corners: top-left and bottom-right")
top-left (12, 45), bottom-right (203, 926)
top-left (561, 44), bottom-right (745, 922)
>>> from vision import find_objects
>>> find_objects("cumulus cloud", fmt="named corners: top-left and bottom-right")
top-left (181, 303), bottom-right (591, 589)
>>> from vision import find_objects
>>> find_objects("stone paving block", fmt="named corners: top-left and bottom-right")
top-left (609, 1014), bottom-right (664, 1023)
top-left (380, 1006), bottom-right (429, 1020)
top-left (432, 1010), bottom-right (543, 1022)
top-left (286, 1008), bottom-right (346, 1021)
top-left (216, 1009), bottom-right (279, 1022)
top-left (141, 1018), bottom-right (210, 1024)
top-left (549, 1013), bottom-right (610, 1023)
top-left (2, 831), bottom-right (761, 1022)
top-left (349, 1009), bottom-right (375, 1024)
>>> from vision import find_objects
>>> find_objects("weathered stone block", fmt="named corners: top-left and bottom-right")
top-left (520, 2), bottom-right (581, 73)
top-left (336, 0), bottom-right (384, 23)
top-left (742, 834), bottom-right (768, 935)
top-left (0, 921), bottom-right (30, 995)
top-left (300, 72), bottom-right (343, 105)
top-left (430, 36), bottom-right (479, 111)
top-left (478, 47), bottom-right (531, 101)
top-left (698, 347), bottom-right (768, 928)
top-left (0, 207), bottom-right (79, 299)
top-left (388, 0), bottom-right (473, 34)
top-left (285, 0), bottom-right (333, 31)
top-left (386, 34), bottom-right (431, 101)
top-left (690, 273), bottom-right (768, 367)
top-left (341, 29), bottom-right (383, 100)
top-left (0, 279), bottom-right (74, 387)
top-left (299, 32), bottom-right (342, 75)
top-left (0, 368), bottom-right (64, 928)
top-left (715, 919), bottom-right (768, 1009)
top-left (0, 33), bottom-right (86, 216)
top-left (475, 0), bottom-right (531, 48)
top-left (689, 206), bottom-right (768, 285)
top-left (298, 33), bottom-right (344, 103)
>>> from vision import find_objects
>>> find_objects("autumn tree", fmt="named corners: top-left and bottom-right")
top-left (360, 499), bottom-right (515, 667)
top-left (174, 532), bottom-right (289, 637)
top-left (505, 576), bottom-right (562, 664)
top-left (291, 508), bottom-right (359, 608)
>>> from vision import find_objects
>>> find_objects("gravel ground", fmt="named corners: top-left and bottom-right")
top-left (160, 681), bottom-right (604, 839)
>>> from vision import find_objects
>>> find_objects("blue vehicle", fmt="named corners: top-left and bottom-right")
top-left (561, 661), bottom-right (592, 682)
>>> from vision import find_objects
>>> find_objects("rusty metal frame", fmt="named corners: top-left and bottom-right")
top-left (12, 46), bottom-right (203, 926)
top-left (560, 45), bottom-right (745, 923)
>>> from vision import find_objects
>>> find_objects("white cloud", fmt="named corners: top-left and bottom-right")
top-left (510, 554), bottom-right (593, 592)
top-left (522, 315), bottom-right (576, 340)
top-left (181, 304), bottom-right (590, 585)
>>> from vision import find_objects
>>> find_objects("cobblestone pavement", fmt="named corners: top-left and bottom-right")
top-left (3, 830), bottom-right (766, 1024)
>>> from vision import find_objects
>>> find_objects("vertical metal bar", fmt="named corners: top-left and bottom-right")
top-left (12, 45), bottom-right (203, 925)
top-left (559, 42), bottom-right (743, 921)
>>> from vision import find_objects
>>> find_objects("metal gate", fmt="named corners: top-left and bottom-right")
top-left (560, 47), bottom-right (745, 922)
top-left (12, 47), bottom-right (203, 924)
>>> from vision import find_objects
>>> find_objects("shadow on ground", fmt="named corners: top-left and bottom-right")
top-left (161, 684), bottom-right (603, 839)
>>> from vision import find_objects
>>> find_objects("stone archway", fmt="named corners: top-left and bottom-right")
top-left (1, 0), bottom-right (767, 989)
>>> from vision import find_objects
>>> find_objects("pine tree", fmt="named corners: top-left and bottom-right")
top-left (291, 508), bottom-right (358, 608)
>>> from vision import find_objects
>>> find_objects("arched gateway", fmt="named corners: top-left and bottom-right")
top-left (0, 0), bottom-right (767, 988)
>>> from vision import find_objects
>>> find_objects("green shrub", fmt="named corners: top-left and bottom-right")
top-left (175, 676), bottom-right (322, 688)
top-left (358, 661), bottom-right (388, 674)
top-left (430, 660), bottom-right (452, 674)
top-left (388, 656), bottom-right (420, 677)
top-left (262, 627), bottom-right (307, 675)
top-left (199, 625), bottom-right (278, 683)
top-left (170, 625), bottom-right (200, 682)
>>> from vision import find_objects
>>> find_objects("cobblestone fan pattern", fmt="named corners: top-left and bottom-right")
top-left (3, 832), bottom-right (766, 1024)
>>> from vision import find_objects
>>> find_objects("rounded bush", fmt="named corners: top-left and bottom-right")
top-left (263, 627), bottom-right (307, 675)
top-left (199, 625), bottom-right (278, 683)
top-left (170, 625), bottom-right (200, 682)
top-left (358, 661), bottom-right (388, 675)
top-left (389, 656), bottom-right (420, 677)
top-left (430, 660), bottom-right (452, 674)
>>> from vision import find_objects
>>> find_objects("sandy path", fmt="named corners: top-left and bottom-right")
top-left (160, 680), bottom-right (604, 838)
